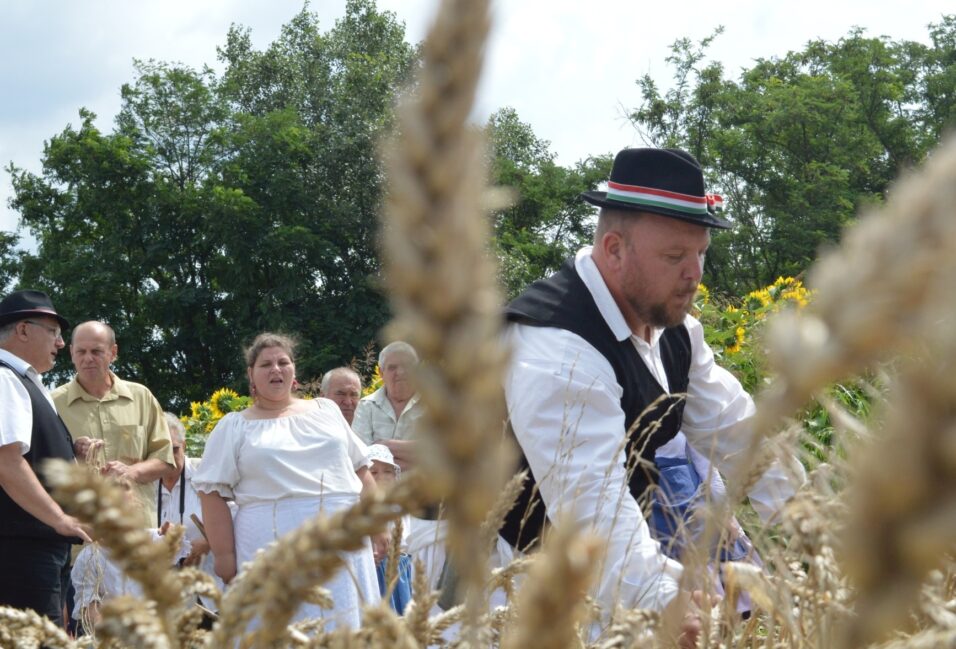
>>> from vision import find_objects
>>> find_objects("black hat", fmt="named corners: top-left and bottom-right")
top-left (581, 148), bottom-right (731, 229)
top-left (0, 289), bottom-right (70, 330)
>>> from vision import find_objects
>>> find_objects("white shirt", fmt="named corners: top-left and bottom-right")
top-left (193, 398), bottom-right (371, 505)
top-left (0, 348), bottom-right (54, 454)
top-left (158, 457), bottom-right (232, 609)
top-left (157, 458), bottom-right (206, 540)
top-left (503, 247), bottom-right (805, 613)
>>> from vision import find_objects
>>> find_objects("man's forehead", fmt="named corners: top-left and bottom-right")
top-left (384, 352), bottom-right (415, 366)
top-left (331, 374), bottom-right (361, 389)
top-left (72, 326), bottom-right (114, 348)
top-left (71, 336), bottom-right (112, 350)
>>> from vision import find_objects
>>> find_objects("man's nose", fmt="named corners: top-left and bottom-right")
top-left (684, 255), bottom-right (704, 282)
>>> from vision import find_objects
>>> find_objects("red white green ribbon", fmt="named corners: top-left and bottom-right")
top-left (606, 181), bottom-right (709, 215)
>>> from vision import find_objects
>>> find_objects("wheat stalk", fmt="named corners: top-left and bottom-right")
top-left (499, 523), bottom-right (601, 649)
top-left (208, 472), bottom-right (426, 649)
top-left (0, 606), bottom-right (76, 649)
top-left (43, 459), bottom-right (183, 645)
top-left (96, 596), bottom-right (172, 649)
top-left (379, 0), bottom-right (513, 640)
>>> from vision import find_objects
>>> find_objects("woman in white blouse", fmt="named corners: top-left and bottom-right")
top-left (194, 333), bottom-right (383, 630)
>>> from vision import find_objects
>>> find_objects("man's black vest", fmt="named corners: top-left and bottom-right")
top-left (0, 360), bottom-right (76, 539)
top-left (499, 259), bottom-right (691, 550)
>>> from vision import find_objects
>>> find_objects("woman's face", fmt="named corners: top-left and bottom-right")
top-left (248, 346), bottom-right (296, 402)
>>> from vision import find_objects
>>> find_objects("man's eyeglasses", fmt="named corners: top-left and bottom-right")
top-left (23, 320), bottom-right (63, 342)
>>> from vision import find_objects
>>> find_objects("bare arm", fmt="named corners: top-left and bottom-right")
top-left (379, 438), bottom-right (417, 471)
top-left (356, 466), bottom-right (388, 562)
top-left (0, 443), bottom-right (91, 542)
top-left (199, 490), bottom-right (237, 583)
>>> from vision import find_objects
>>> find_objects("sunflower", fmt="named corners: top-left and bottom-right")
top-left (209, 387), bottom-right (241, 417)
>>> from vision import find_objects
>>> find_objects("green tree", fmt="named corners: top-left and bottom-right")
top-left (487, 107), bottom-right (612, 297)
top-left (9, 2), bottom-right (417, 407)
top-left (630, 19), bottom-right (955, 294)
top-left (0, 231), bottom-right (20, 292)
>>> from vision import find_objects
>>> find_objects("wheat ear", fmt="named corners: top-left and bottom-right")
top-left (43, 459), bottom-right (183, 644)
top-left (499, 523), bottom-right (601, 649)
top-left (0, 606), bottom-right (76, 649)
top-left (380, 0), bottom-right (512, 638)
top-left (209, 472), bottom-right (426, 649)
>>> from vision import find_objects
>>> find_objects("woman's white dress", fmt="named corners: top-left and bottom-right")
top-left (193, 398), bottom-right (380, 630)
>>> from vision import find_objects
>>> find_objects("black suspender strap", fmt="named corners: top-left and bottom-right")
top-left (157, 466), bottom-right (187, 526)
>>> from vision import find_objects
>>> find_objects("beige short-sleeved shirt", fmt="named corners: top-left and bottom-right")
top-left (351, 387), bottom-right (423, 445)
top-left (52, 372), bottom-right (173, 527)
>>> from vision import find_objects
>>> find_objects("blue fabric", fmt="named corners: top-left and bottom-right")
top-left (649, 455), bottom-right (750, 562)
top-left (376, 553), bottom-right (413, 615)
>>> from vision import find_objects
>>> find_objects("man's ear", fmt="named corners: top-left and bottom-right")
top-left (600, 229), bottom-right (626, 268)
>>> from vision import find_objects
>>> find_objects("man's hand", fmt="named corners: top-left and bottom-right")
top-left (53, 513), bottom-right (92, 544)
top-left (379, 439), bottom-right (417, 471)
top-left (101, 460), bottom-right (137, 483)
top-left (182, 537), bottom-right (211, 567)
top-left (371, 531), bottom-right (389, 563)
top-left (73, 437), bottom-right (103, 462)
top-left (663, 590), bottom-right (717, 649)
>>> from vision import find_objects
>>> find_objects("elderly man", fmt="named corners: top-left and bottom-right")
top-left (319, 367), bottom-right (363, 425)
top-left (352, 341), bottom-right (423, 470)
top-left (52, 321), bottom-right (174, 528)
top-left (0, 289), bottom-right (91, 625)
top-left (500, 148), bottom-right (805, 647)
top-left (158, 413), bottom-right (225, 618)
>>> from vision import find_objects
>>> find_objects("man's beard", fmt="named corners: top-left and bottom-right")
top-left (637, 300), bottom-right (687, 329)
top-left (628, 288), bottom-right (696, 329)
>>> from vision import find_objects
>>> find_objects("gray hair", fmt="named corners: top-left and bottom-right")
top-left (0, 322), bottom-right (16, 344)
top-left (378, 341), bottom-right (419, 368)
top-left (164, 412), bottom-right (186, 444)
top-left (320, 367), bottom-right (362, 395)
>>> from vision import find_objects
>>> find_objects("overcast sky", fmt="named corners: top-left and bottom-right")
top-left (1, 0), bottom-right (952, 240)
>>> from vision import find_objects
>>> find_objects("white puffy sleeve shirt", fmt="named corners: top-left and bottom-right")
top-left (503, 247), bottom-right (805, 613)
top-left (193, 398), bottom-right (372, 505)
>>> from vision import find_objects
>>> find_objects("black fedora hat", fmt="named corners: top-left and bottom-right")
top-left (0, 289), bottom-right (70, 330)
top-left (581, 148), bottom-right (731, 229)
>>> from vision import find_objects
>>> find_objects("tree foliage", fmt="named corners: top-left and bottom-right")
top-left (630, 17), bottom-right (956, 294)
top-left (8, 1), bottom-right (415, 406)
top-left (486, 107), bottom-right (611, 298)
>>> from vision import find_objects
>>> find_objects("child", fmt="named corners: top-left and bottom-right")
top-left (367, 444), bottom-right (413, 614)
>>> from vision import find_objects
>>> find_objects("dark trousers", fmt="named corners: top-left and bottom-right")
top-left (0, 536), bottom-right (71, 628)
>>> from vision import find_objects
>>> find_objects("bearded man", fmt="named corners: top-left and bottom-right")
top-left (498, 148), bottom-right (805, 648)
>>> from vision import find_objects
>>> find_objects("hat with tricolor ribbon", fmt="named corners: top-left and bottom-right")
top-left (581, 148), bottom-right (731, 229)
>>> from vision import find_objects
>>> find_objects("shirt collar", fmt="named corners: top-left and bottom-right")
top-left (573, 246), bottom-right (665, 348)
top-left (64, 371), bottom-right (134, 404)
top-left (369, 385), bottom-right (419, 408)
top-left (0, 348), bottom-right (36, 377)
